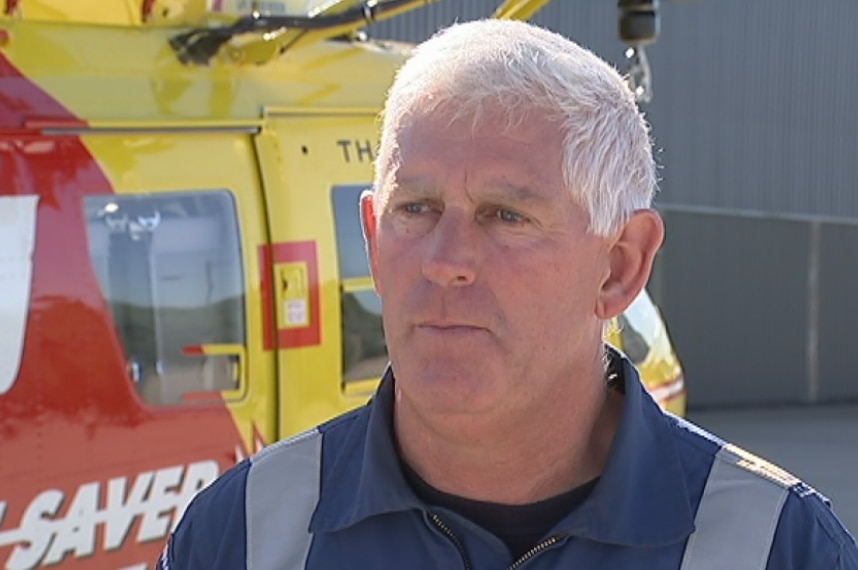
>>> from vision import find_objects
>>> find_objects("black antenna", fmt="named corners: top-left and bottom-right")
top-left (618, 0), bottom-right (660, 46)
top-left (618, 0), bottom-right (659, 103)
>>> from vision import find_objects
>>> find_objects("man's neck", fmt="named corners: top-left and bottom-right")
top-left (394, 366), bottom-right (624, 505)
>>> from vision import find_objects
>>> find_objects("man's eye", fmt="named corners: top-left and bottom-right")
top-left (497, 208), bottom-right (526, 223)
top-left (402, 202), bottom-right (428, 214)
top-left (398, 202), bottom-right (432, 216)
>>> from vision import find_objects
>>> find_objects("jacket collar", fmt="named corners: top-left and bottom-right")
top-left (552, 349), bottom-right (695, 545)
top-left (311, 351), bottom-right (695, 546)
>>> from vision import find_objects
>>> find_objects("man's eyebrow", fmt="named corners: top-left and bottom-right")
top-left (482, 182), bottom-right (550, 205)
top-left (390, 177), bottom-right (441, 198)
top-left (391, 177), bottom-right (552, 204)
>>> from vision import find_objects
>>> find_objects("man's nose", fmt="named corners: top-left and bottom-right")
top-left (421, 210), bottom-right (479, 287)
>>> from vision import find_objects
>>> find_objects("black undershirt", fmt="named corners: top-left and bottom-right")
top-left (402, 461), bottom-right (599, 560)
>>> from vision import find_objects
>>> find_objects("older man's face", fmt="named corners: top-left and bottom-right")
top-left (367, 104), bottom-right (612, 421)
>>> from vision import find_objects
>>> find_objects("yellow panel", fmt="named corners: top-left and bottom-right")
top-left (1, 0), bottom-right (140, 25)
top-left (0, 20), bottom-right (405, 125)
top-left (260, 112), bottom-right (379, 438)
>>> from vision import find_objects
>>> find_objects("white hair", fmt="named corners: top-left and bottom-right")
top-left (373, 19), bottom-right (657, 236)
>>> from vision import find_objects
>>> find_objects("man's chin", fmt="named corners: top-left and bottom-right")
top-left (395, 367), bottom-right (505, 413)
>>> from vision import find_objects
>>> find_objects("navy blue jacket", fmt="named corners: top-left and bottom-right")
top-left (160, 354), bottom-right (858, 569)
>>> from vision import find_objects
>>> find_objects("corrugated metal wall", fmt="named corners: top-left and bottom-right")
top-left (650, 0), bottom-right (858, 218)
top-left (368, 0), bottom-right (858, 407)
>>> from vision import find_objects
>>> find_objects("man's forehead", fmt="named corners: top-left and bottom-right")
top-left (390, 118), bottom-right (564, 188)
top-left (375, 98), bottom-right (568, 208)
top-left (396, 101), bottom-right (557, 140)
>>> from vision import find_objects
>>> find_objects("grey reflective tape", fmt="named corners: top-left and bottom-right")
top-left (246, 429), bottom-right (323, 570)
top-left (680, 444), bottom-right (791, 570)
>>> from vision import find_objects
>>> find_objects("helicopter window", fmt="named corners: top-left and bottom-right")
top-left (84, 191), bottom-right (247, 407)
top-left (331, 185), bottom-right (388, 383)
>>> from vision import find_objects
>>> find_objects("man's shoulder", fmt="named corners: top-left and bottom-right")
top-left (249, 405), bottom-right (368, 473)
top-left (164, 407), bottom-right (370, 569)
top-left (661, 412), bottom-right (724, 466)
top-left (772, 477), bottom-right (858, 568)
top-left (164, 459), bottom-right (252, 569)
top-left (185, 427), bottom-right (328, 518)
top-left (162, 430), bottom-right (323, 569)
top-left (661, 415), bottom-right (858, 568)
top-left (191, 407), bottom-right (367, 506)
top-left (171, 456), bottom-right (253, 537)
top-left (664, 415), bottom-right (834, 508)
top-left (664, 414), bottom-right (832, 511)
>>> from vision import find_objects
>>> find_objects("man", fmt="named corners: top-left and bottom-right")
top-left (159, 19), bottom-right (858, 569)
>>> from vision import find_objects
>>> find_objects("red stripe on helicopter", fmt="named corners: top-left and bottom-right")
top-left (0, 52), bottom-right (245, 570)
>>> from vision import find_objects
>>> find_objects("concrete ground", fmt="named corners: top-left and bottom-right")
top-left (690, 404), bottom-right (858, 535)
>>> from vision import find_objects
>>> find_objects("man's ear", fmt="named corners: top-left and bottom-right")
top-left (596, 209), bottom-right (664, 319)
top-left (360, 191), bottom-right (382, 294)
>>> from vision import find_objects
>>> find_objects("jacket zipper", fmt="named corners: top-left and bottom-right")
top-left (429, 513), bottom-right (473, 570)
top-left (506, 535), bottom-right (564, 570)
